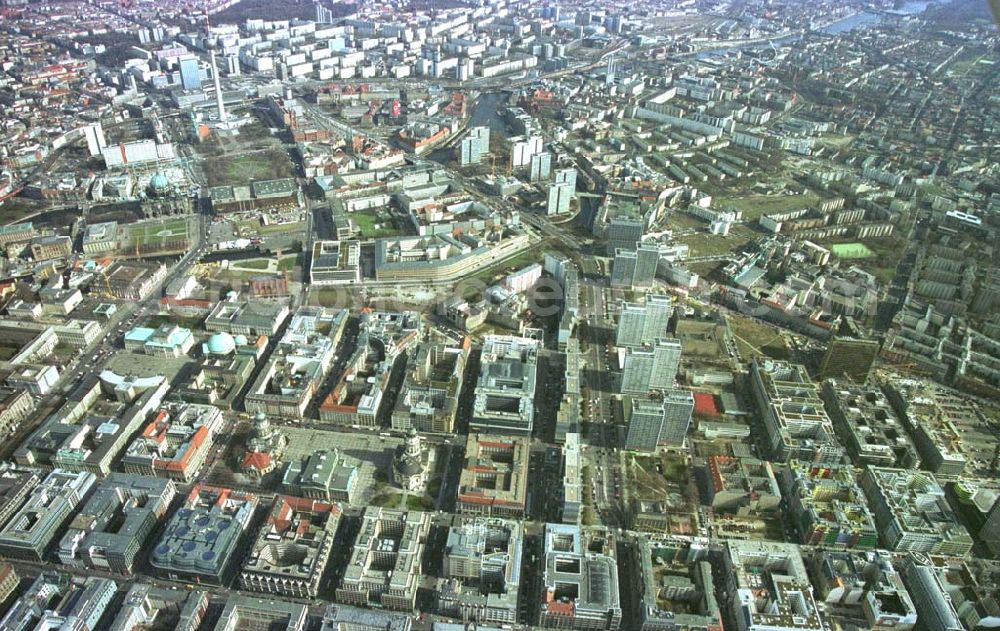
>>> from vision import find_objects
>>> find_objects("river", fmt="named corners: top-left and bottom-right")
top-left (425, 91), bottom-right (512, 165)
top-left (695, 1), bottom-right (937, 59)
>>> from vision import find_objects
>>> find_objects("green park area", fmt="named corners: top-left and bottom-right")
top-left (727, 314), bottom-right (791, 361)
top-left (831, 242), bottom-right (875, 258)
top-left (351, 210), bottom-right (403, 238)
top-left (204, 149), bottom-right (295, 187)
top-left (123, 218), bottom-right (191, 250)
top-left (725, 192), bottom-right (822, 220)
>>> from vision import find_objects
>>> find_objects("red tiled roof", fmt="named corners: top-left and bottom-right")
top-left (241, 452), bottom-right (272, 472)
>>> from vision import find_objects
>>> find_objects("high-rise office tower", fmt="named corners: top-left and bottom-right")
top-left (606, 217), bottom-right (644, 255)
top-left (649, 338), bottom-right (682, 389)
top-left (633, 243), bottom-right (660, 287)
top-left (610, 250), bottom-right (637, 288)
top-left (554, 168), bottom-right (577, 190)
top-left (459, 126), bottom-right (490, 166)
top-left (547, 182), bottom-right (573, 215)
top-left (620, 338), bottom-right (682, 394)
top-left (529, 151), bottom-right (552, 181)
top-left (981, 496), bottom-right (1000, 556)
top-left (659, 388), bottom-right (694, 446)
top-left (615, 295), bottom-right (673, 347)
top-left (623, 391), bottom-right (693, 451)
top-left (179, 57), bottom-right (202, 91)
top-left (642, 295), bottom-right (673, 344)
top-left (625, 398), bottom-right (665, 451)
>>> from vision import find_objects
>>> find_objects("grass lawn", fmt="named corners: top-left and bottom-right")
top-left (727, 314), bottom-right (791, 361)
top-left (666, 211), bottom-right (707, 231)
top-left (678, 224), bottom-right (755, 258)
top-left (259, 221), bottom-right (306, 235)
top-left (277, 254), bottom-right (301, 271)
top-left (234, 258), bottom-right (272, 270)
top-left (724, 192), bottom-right (821, 221)
top-left (351, 211), bottom-right (402, 238)
top-left (405, 494), bottom-right (434, 511)
top-left (831, 242), bottom-right (874, 258)
top-left (233, 219), bottom-right (261, 236)
top-left (0, 198), bottom-right (46, 224)
top-left (823, 233), bottom-right (906, 286)
top-left (501, 249), bottom-right (543, 270)
top-left (370, 492), bottom-right (402, 507)
top-left (124, 218), bottom-right (191, 247)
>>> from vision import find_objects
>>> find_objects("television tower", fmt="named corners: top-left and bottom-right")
top-left (211, 50), bottom-right (228, 124)
top-left (203, 10), bottom-right (228, 125)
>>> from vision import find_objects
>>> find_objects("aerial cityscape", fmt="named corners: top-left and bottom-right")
top-left (0, 0), bottom-right (997, 630)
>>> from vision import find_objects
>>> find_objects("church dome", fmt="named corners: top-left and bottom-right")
top-left (149, 172), bottom-right (170, 193)
top-left (205, 331), bottom-right (236, 355)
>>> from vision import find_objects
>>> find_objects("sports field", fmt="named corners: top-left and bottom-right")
top-left (831, 242), bottom-right (874, 258)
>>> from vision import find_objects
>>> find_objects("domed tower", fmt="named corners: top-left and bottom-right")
top-left (253, 411), bottom-right (270, 436)
top-left (393, 428), bottom-right (428, 492)
top-left (404, 428), bottom-right (421, 458)
top-left (241, 411), bottom-right (287, 479)
top-left (148, 172), bottom-right (170, 197)
top-left (248, 411), bottom-right (287, 456)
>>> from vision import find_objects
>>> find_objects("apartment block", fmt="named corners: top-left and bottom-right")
top-left (471, 335), bottom-right (539, 436)
top-left (336, 507), bottom-right (430, 611)
top-left (750, 358), bottom-right (845, 464)
top-left (456, 434), bottom-right (530, 519)
top-left (240, 496), bottom-right (342, 598)
top-left (440, 517), bottom-right (523, 625)
top-left (860, 467), bottom-right (973, 557)
top-left (0, 469), bottom-right (97, 561)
